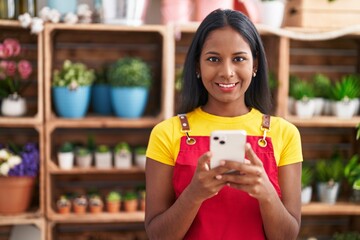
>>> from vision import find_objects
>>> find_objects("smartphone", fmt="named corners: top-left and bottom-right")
top-left (210, 130), bottom-right (247, 169)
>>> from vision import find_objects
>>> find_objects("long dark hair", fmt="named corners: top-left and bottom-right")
top-left (178, 9), bottom-right (272, 114)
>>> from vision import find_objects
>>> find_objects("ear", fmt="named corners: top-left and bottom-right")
top-left (253, 55), bottom-right (258, 73)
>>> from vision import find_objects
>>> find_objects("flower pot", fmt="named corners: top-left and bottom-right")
top-left (313, 98), bottom-right (325, 116)
top-left (124, 199), bottom-right (138, 212)
top-left (107, 201), bottom-right (120, 213)
top-left (52, 86), bottom-right (91, 118)
top-left (295, 99), bottom-right (315, 118)
top-left (90, 204), bottom-right (103, 214)
top-left (135, 154), bottom-right (146, 170)
top-left (58, 152), bottom-right (74, 170)
top-left (194, 0), bottom-right (233, 21)
top-left (301, 186), bottom-right (312, 204)
top-left (317, 182), bottom-right (340, 204)
top-left (91, 84), bottom-right (113, 115)
top-left (102, 0), bottom-right (148, 25)
top-left (95, 152), bottom-right (112, 169)
top-left (75, 155), bottom-right (92, 168)
top-left (1, 94), bottom-right (27, 117)
top-left (114, 152), bottom-right (132, 169)
top-left (111, 87), bottom-right (149, 118)
top-left (332, 99), bottom-right (358, 119)
top-left (161, 0), bottom-right (192, 24)
top-left (0, 176), bottom-right (35, 214)
top-left (47, 0), bottom-right (78, 15)
top-left (260, 0), bottom-right (285, 28)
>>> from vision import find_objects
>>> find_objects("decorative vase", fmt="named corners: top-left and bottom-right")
top-left (52, 86), bottom-right (91, 118)
top-left (0, 176), bottom-right (35, 214)
top-left (1, 94), bottom-right (27, 117)
top-left (111, 87), bottom-right (149, 118)
top-left (91, 84), bottom-right (113, 115)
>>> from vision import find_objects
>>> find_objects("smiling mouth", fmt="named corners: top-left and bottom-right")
top-left (217, 83), bottom-right (238, 88)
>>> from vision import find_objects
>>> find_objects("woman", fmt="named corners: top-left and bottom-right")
top-left (145, 9), bottom-right (303, 240)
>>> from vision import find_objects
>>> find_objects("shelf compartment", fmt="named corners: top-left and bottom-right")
top-left (44, 23), bottom-right (175, 123)
top-left (0, 126), bottom-right (45, 218)
top-left (0, 20), bottom-right (44, 126)
top-left (0, 217), bottom-right (46, 240)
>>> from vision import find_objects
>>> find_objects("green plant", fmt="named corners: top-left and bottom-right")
top-left (312, 73), bottom-right (332, 99)
top-left (108, 57), bottom-right (152, 88)
top-left (344, 154), bottom-right (360, 189)
top-left (106, 191), bottom-right (121, 202)
top-left (268, 71), bottom-right (278, 91)
top-left (52, 60), bottom-right (95, 89)
top-left (331, 74), bottom-right (360, 101)
top-left (114, 142), bottom-right (131, 154)
top-left (333, 231), bottom-right (360, 240)
top-left (301, 164), bottom-right (314, 189)
top-left (289, 75), bottom-right (314, 101)
top-left (315, 155), bottom-right (344, 184)
top-left (123, 191), bottom-right (138, 201)
top-left (356, 123), bottom-right (360, 140)
top-left (96, 144), bottom-right (110, 153)
top-left (59, 142), bottom-right (74, 153)
top-left (75, 147), bottom-right (90, 157)
top-left (94, 66), bottom-right (109, 84)
top-left (135, 146), bottom-right (147, 155)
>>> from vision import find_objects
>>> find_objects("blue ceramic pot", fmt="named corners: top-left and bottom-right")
top-left (111, 87), bottom-right (149, 118)
top-left (47, 0), bottom-right (78, 15)
top-left (52, 86), bottom-right (91, 118)
top-left (91, 84), bottom-right (113, 115)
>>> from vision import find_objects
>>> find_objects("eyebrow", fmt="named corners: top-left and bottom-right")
top-left (204, 51), bottom-right (249, 55)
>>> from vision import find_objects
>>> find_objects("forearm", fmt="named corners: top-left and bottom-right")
top-left (259, 193), bottom-right (300, 240)
top-left (146, 188), bottom-right (201, 240)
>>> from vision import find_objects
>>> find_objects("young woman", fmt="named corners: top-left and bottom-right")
top-left (145, 9), bottom-right (303, 240)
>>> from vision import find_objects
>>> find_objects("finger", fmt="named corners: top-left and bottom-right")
top-left (245, 143), bottom-right (263, 167)
top-left (197, 151), bottom-right (212, 171)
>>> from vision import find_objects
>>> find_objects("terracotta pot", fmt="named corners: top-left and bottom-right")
top-left (124, 199), bottom-right (138, 212)
top-left (0, 177), bottom-right (35, 214)
top-left (73, 204), bottom-right (87, 214)
top-left (58, 206), bottom-right (71, 214)
top-left (107, 201), bottom-right (120, 213)
top-left (90, 205), bottom-right (103, 214)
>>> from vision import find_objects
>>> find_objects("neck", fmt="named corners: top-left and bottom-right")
top-left (201, 103), bottom-right (250, 117)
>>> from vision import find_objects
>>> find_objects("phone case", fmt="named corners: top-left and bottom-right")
top-left (210, 130), bottom-right (247, 168)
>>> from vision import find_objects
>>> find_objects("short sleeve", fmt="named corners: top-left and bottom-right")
top-left (278, 121), bottom-right (303, 167)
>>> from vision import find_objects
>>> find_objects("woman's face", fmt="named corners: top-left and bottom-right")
top-left (199, 26), bottom-right (257, 109)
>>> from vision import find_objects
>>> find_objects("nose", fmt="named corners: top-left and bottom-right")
top-left (220, 61), bottom-right (234, 80)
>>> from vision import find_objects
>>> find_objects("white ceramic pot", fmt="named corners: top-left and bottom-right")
top-left (313, 98), bottom-right (325, 116)
top-left (95, 152), bottom-right (112, 169)
top-left (102, 0), bottom-right (148, 25)
top-left (135, 154), bottom-right (146, 170)
top-left (301, 186), bottom-right (312, 204)
top-left (295, 99), bottom-right (315, 119)
top-left (1, 95), bottom-right (27, 117)
top-left (260, 0), bottom-right (285, 28)
top-left (332, 99), bottom-right (358, 119)
top-left (76, 155), bottom-right (92, 168)
top-left (317, 182), bottom-right (340, 204)
top-left (58, 152), bottom-right (74, 170)
top-left (114, 152), bottom-right (132, 168)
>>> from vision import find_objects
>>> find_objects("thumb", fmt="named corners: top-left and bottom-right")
top-left (197, 151), bottom-right (212, 171)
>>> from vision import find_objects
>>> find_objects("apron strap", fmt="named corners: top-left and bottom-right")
top-left (258, 114), bottom-right (271, 147)
top-left (178, 114), bottom-right (196, 145)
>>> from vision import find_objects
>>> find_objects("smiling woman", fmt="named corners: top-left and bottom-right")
top-left (145, 9), bottom-right (303, 240)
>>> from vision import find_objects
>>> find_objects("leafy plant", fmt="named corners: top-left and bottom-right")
top-left (96, 144), bottom-right (110, 153)
top-left (135, 146), bottom-right (147, 155)
top-left (331, 74), bottom-right (360, 101)
top-left (315, 155), bottom-right (344, 184)
top-left (356, 123), bottom-right (360, 140)
top-left (301, 164), bottom-right (314, 189)
top-left (268, 71), bottom-right (278, 91)
top-left (52, 60), bottom-right (95, 90)
top-left (59, 142), bottom-right (74, 153)
top-left (108, 57), bottom-right (152, 88)
top-left (312, 73), bottom-right (332, 99)
top-left (344, 154), bottom-right (360, 189)
top-left (107, 191), bottom-right (121, 202)
top-left (333, 231), bottom-right (360, 240)
top-left (75, 147), bottom-right (91, 157)
top-left (114, 142), bottom-right (131, 154)
top-left (123, 191), bottom-right (138, 201)
top-left (289, 75), bottom-right (314, 101)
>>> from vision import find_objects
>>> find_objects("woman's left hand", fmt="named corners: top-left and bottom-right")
top-left (219, 143), bottom-right (277, 202)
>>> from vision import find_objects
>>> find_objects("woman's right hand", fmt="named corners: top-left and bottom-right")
top-left (185, 151), bottom-right (230, 204)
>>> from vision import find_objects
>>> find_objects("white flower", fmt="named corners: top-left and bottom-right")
top-left (18, 13), bottom-right (32, 28)
top-left (0, 162), bottom-right (10, 176)
top-left (48, 9), bottom-right (61, 23)
top-left (7, 155), bottom-right (22, 168)
top-left (64, 12), bottom-right (79, 24)
top-left (31, 18), bottom-right (44, 34)
top-left (39, 6), bottom-right (51, 22)
top-left (0, 149), bottom-right (10, 160)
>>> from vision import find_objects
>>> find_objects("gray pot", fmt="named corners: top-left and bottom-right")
top-left (317, 182), bottom-right (340, 204)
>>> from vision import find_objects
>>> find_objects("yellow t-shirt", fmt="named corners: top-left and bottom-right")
top-left (147, 107), bottom-right (303, 167)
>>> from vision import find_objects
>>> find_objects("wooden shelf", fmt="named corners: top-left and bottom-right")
top-left (48, 212), bottom-right (144, 223)
top-left (286, 116), bottom-right (360, 128)
top-left (302, 202), bottom-right (360, 215)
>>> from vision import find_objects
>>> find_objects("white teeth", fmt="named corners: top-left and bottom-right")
top-left (218, 83), bottom-right (236, 88)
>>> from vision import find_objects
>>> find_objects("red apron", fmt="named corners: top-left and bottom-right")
top-left (173, 117), bottom-right (281, 239)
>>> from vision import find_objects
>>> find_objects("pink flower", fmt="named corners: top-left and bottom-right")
top-left (0, 44), bottom-right (13, 58)
top-left (18, 60), bottom-right (32, 79)
top-left (5, 61), bottom-right (16, 76)
top-left (3, 38), bottom-right (21, 57)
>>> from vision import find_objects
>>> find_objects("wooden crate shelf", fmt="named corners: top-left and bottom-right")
top-left (286, 116), bottom-right (360, 128)
top-left (0, 20), bottom-right (44, 125)
top-left (0, 217), bottom-right (46, 240)
top-left (302, 202), bottom-right (360, 215)
top-left (48, 212), bottom-right (144, 223)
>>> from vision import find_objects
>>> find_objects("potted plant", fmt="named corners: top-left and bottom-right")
top-left (330, 74), bottom-right (360, 119)
top-left (344, 154), bottom-right (360, 202)
top-left (139, 189), bottom-right (146, 211)
top-left (106, 191), bottom-right (121, 213)
top-left (75, 146), bottom-right (92, 168)
top-left (52, 60), bottom-right (95, 118)
top-left (73, 195), bottom-right (88, 214)
top-left (315, 155), bottom-right (344, 204)
top-left (357, 123), bottom-right (360, 140)
top-left (259, 0), bottom-right (285, 28)
top-left (301, 164), bottom-right (314, 204)
top-left (108, 57), bottom-right (152, 118)
top-left (57, 141), bottom-right (74, 170)
top-left (0, 38), bottom-right (33, 117)
top-left (123, 191), bottom-right (138, 212)
top-left (312, 73), bottom-right (332, 116)
top-left (0, 143), bottom-right (39, 214)
top-left (91, 67), bottom-right (113, 115)
top-left (114, 142), bottom-right (132, 169)
top-left (94, 144), bottom-right (112, 169)
top-left (289, 76), bottom-right (315, 118)
top-left (57, 195), bottom-right (71, 214)
top-left (89, 194), bottom-right (104, 213)
top-left (134, 146), bottom-right (147, 170)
